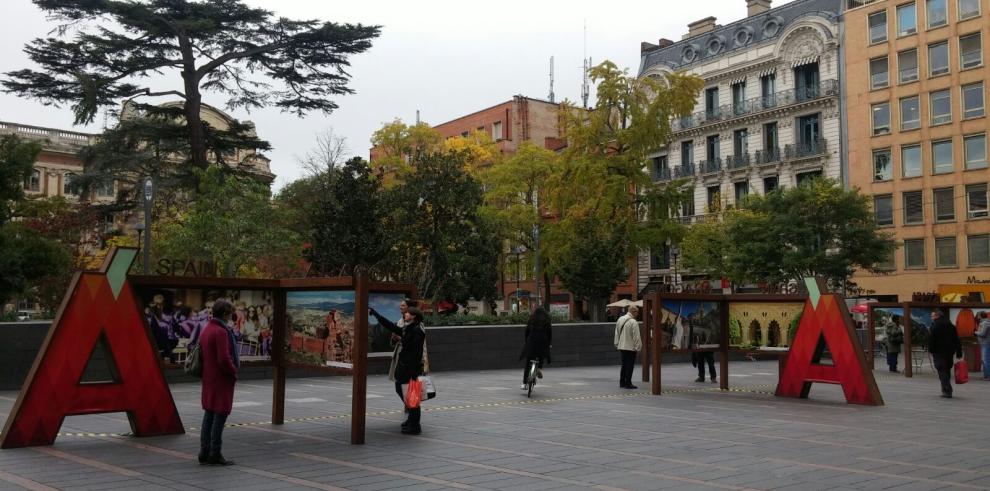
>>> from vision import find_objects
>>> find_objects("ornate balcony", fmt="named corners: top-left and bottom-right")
top-left (725, 153), bottom-right (751, 170)
top-left (670, 79), bottom-right (839, 132)
top-left (674, 163), bottom-right (696, 178)
top-left (755, 147), bottom-right (782, 165)
top-left (699, 158), bottom-right (722, 175)
top-left (785, 138), bottom-right (828, 160)
top-left (652, 166), bottom-right (672, 182)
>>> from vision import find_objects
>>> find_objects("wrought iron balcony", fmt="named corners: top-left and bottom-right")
top-left (674, 163), bottom-right (696, 178)
top-left (652, 166), bottom-right (672, 182)
top-left (785, 138), bottom-right (828, 159)
top-left (726, 153), bottom-right (751, 170)
top-left (755, 147), bottom-right (782, 164)
top-left (670, 79), bottom-right (839, 132)
top-left (699, 158), bottom-right (722, 175)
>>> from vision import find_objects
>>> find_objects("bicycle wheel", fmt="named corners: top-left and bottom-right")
top-left (526, 361), bottom-right (536, 398)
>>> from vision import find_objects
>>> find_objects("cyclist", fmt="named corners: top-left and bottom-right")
top-left (518, 306), bottom-right (552, 389)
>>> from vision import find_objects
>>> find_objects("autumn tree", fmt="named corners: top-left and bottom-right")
top-left (369, 119), bottom-right (443, 186)
top-left (4, 0), bottom-right (380, 179)
top-left (546, 61), bottom-right (702, 319)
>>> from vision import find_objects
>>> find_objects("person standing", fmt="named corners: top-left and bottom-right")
top-left (199, 298), bottom-right (239, 465)
top-left (370, 306), bottom-right (426, 435)
top-left (614, 305), bottom-right (642, 389)
top-left (519, 306), bottom-right (552, 389)
top-left (976, 312), bottom-right (990, 381)
top-left (885, 315), bottom-right (904, 373)
top-left (927, 309), bottom-right (962, 398)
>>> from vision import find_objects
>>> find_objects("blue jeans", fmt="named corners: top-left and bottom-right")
top-left (982, 344), bottom-right (990, 378)
top-left (200, 410), bottom-right (228, 457)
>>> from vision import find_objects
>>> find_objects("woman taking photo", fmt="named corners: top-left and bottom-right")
top-left (370, 305), bottom-right (426, 435)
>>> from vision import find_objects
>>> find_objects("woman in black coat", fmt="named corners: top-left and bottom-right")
top-left (370, 306), bottom-right (426, 434)
top-left (519, 307), bottom-right (552, 389)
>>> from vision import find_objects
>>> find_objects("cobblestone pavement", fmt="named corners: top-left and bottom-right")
top-left (1, 361), bottom-right (988, 490)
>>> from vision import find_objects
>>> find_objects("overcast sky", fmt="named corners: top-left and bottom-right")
top-left (0, 0), bottom-right (797, 191)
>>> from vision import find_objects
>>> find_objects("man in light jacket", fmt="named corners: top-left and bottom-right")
top-left (614, 305), bottom-right (643, 389)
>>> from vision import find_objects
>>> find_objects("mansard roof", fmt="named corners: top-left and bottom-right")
top-left (639, 0), bottom-right (842, 76)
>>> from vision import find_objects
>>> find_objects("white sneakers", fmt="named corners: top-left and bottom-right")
top-left (520, 384), bottom-right (527, 390)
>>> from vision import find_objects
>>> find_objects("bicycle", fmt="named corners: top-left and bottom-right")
top-left (524, 358), bottom-right (540, 398)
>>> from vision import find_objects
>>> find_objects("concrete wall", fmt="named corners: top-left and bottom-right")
top-left (0, 322), bottom-right (631, 391)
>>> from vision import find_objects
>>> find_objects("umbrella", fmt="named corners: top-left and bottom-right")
top-left (606, 299), bottom-right (632, 308)
top-left (850, 303), bottom-right (871, 314)
top-left (631, 300), bottom-right (644, 307)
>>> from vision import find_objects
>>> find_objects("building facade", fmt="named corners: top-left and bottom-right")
top-left (636, 0), bottom-right (845, 293)
top-left (845, 0), bottom-right (990, 300)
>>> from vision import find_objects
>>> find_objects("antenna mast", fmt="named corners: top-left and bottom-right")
top-left (548, 56), bottom-right (555, 103)
top-left (581, 21), bottom-right (591, 109)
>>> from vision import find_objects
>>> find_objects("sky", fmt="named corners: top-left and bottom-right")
top-left (0, 0), bottom-right (798, 191)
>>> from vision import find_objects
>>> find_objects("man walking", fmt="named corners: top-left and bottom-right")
top-left (614, 305), bottom-right (642, 389)
top-left (928, 309), bottom-right (962, 398)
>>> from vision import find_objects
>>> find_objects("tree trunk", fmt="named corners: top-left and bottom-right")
top-left (588, 296), bottom-right (607, 322)
top-left (182, 71), bottom-right (208, 171)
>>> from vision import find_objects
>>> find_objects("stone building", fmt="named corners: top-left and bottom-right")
top-left (636, 0), bottom-right (845, 293)
top-left (845, 0), bottom-right (990, 300)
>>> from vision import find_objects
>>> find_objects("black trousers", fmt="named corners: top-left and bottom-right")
top-left (886, 352), bottom-right (899, 371)
top-left (932, 354), bottom-right (953, 395)
top-left (394, 381), bottom-right (421, 427)
top-left (200, 410), bottom-right (228, 457)
top-left (697, 352), bottom-right (716, 380)
top-left (619, 350), bottom-right (637, 387)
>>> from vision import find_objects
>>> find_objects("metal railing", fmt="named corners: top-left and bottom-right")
top-left (652, 166), bottom-right (672, 181)
top-left (725, 153), bottom-right (751, 169)
top-left (754, 147), bottom-right (782, 164)
top-left (785, 138), bottom-right (828, 159)
top-left (674, 163), bottom-right (696, 178)
top-left (671, 79), bottom-right (839, 132)
top-left (699, 158), bottom-right (722, 175)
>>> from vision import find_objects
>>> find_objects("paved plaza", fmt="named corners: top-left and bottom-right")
top-left (0, 361), bottom-right (988, 491)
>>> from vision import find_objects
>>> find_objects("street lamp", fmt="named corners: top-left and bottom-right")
top-left (134, 222), bottom-right (145, 271)
top-left (142, 177), bottom-right (154, 274)
top-left (671, 251), bottom-right (679, 292)
top-left (511, 245), bottom-right (527, 312)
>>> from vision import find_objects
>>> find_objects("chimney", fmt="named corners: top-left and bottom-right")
top-left (685, 17), bottom-right (717, 39)
top-left (658, 38), bottom-right (674, 48)
top-left (641, 41), bottom-right (659, 53)
top-left (747, 0), bottom-right (772, 16)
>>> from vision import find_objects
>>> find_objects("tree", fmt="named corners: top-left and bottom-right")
top-left (0, 222), bottom-right (72, 309)
top-left (681, 179), bottom-right (898, 292)
top-left (156, 166), bottom-right (301, 277)
top-left (369, 119), bottom-right (443, 187)
top-left (0, 135), bottom-right (42, 225)
top-left (384, 151), bottom-right (499, 304)
top-left (548, 216), bottom-right (629, 315)
top-left (546, 61), bottom-right (701, 318)
top-left (305, 157), bottom-right (390, 277)
top-left (4, 0), bottom-right (380, 173)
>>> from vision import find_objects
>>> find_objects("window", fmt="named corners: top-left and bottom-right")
top-left (706, 134), bottom-right (720, 162)
top-left (931, 89), bottom-right (952, 124)
top-left (733, 128), bottom-right (748, 157)
top-left (900, 96), bottom-right (921, 130)
top-left (962, 82), bottom-right (985, 119)
top-left (897, 3), bottom-right (917, 36)
top-left (965, 134), bottom-right (987, 169)
top-left (874, 149), bottom-right (892, 181)
top-left (682, 197), bottom-right (695, 217)
top-left (960, 32), bottom-right (983, 69)
top-left (796, 171), bottom-right (822, 186)
top-left (904, 239), bottom-right (926, 268)
top-left (898, 49), bottom-right (919, 83)
top-left (707, 185), bottom-right (721, 212)
top-left (875, 194), bottom-right (894, 226)
top-left (681, 140), bottom-right (694, 167)
top-left (902, 144), bottom-right (923, 177)
top-left (927, 0), bottom-right (948, 28)
top-left (870, 57), bottom-right (889, 89)
top-left (764, 176), bottom-right (779, 193)
top-left (732, 82), bottom-right (746, 115)
top-left (932, 139), bottom-right (954, 173)
top-left (62, 173), bottom-right (77, 196)
top-left (764, 122), bottom-right (778, 152)
top-left (650, 246), bottom-right (670, 270)
top-left (23, 169), bottom-right (41, 192)
top-left (876, 249), bottom-right (896, 271)
top-left (934, 187), bottom-right (955, 221)
top-left (652, 155), bottom-right (669, 180)
top-left (967, 183), bottom-right (988, 218)
top-left (95, 179), bottom-right (115, 198)
top-left (869, 11), bottom-right (888, 44)
top-left (761, 73), bottom-right (776, 108)
top-left (969, 234), bottom-right (990, 265)
top-left (959, 0), bottom-right (981, 19)
top-left (705, 87), bottom-right (720, 119)
top-left (928, 41), bottom-right (949, 76)
top-left (492, 121), bottom-right (503, 140)
top-left (903, 190), bottom-right (924, 224)
top-left (872, 102), bottom-right (891, 135)
top-left (935, 237), bottom-right (957, 267)
top-left (734, 181), bottom-right (749, 203)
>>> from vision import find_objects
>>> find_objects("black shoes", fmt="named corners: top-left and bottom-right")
top-left (207, 454), bottom-right (234, 466)
top-left (695, 377), bottom-right (705, 383)
top-left (940, 392), bottom-right (953, 399)
top-left (710, 378), bottom-right (717, 383)
top-left (401, 425), bottom-right (422, 435)
top-left (620, 384), bottom-right (638, 389)
top-left (198, 453), bottom-right (208, 465)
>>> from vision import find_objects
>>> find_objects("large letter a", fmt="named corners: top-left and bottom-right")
top-left (776, 278), bottom-right (883, 406)
top-left (1, 248), bottom-right (184, 448)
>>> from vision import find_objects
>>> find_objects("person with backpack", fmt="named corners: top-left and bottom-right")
top-left (614, 305), bottom-right (642, 389)
top-left (885, 315), bottom-right (904, 373)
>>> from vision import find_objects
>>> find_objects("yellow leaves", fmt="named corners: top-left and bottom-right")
top-left (442, 129), bottom-right (501, 176)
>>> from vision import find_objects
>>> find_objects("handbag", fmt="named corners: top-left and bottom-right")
top-left (404, 378), bottom-right (423, 409)
top-left (419, 375), bottom-right (436, 400)
top-left (184, 342), bottom-right (202, 378)
top-left (954, 359), bottom-right (969, 384)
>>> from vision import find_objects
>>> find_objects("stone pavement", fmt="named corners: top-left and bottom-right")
top-left (1, 361), bottom-right (988, 491)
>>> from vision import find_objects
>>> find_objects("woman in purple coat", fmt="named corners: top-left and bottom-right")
top-left (198, 298), bottom-right (239, 465)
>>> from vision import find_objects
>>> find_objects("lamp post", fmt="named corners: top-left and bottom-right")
top-left (511, 245), bottom-right (527, 312)
top-left (134, 223), bottom-right (145, 271)
top-left (142, 177), bottom-right (154, 274)
top-left (671, 251), bottom-right (679, 292)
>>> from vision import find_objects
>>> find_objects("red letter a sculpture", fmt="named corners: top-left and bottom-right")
top-left (1, 248), bottom-right (184, 448)
top-left (776, 278), bottom-right (883, 405)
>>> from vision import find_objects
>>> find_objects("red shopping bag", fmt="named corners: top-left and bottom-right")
top-left (404, 378), bottom-right (423, 409)
top-left (954, 359), bottom-right (969, 384)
